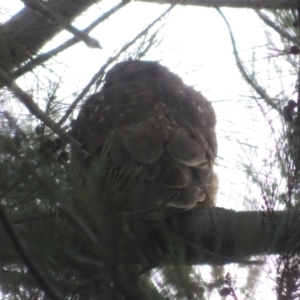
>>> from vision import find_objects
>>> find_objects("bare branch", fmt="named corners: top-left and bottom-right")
top-left (217, 8), bottom-right (280, 113)
top-left (0, 199), bottom-right (63, 300)
top-left (0, 0), bottom-right (104, 73)
top-left (0, 68), bottom-right (89, 158)
top-left (296, 8), bottom-right (300, 129)
top-left (12, 1), bottom-right (127, 79)
top-left (58, 2), bottom-right (177, 126)
top-left (0, 0), bottom-right (296, 86)
top-left (21, 0), bottom-right (101, 49)
top-left (137, 0), bottom-right (297, 9)
top-left (257, 10), bottom-right (297, 44)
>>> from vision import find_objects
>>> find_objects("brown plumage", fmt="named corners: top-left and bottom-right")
top-left (71, 60), bottom-right (218, 217)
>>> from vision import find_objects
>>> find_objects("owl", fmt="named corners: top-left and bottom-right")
top-left (71, 61), bottom-right (218, 217)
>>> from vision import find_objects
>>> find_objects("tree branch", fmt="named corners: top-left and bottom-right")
top-left (0, 0), bottom-right (103, 73)
top-left (217, 8), bottom-right (281, 113)
top-left (21, 0), bottom-right (101, 49)
top-left (58, 2), bottom-right (177, 126)
top-left (137, 0), bottom-right (298, 9)
top-left (123, 208), bottom-right (300, 266)
top-left (12, 1), bottom-right (127, 79)
top-left (257, 10), bottom-right (297, 44)
top-left (0, 198), bottom-right (63, 300)
top-left (0, 68), bottom-right (89, 158)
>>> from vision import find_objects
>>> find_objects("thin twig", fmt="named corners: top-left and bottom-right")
top-left (0, 199), bottom-right (63, 300)
top-left (0, 68), bottom-right (89, 158)
top-left (297, 4), bottom-right (300, 128)
top-left (21, 0), bottom-right (101, 48)
top-left (60, 204), bottom-right (104, 250)
top-left (217, 8), bottom-right (280, 113)
top-left (58, 2), bottom-right (177, 126)
top-left (257, 10), bottom-right (297, 44)
top-left (13, 1), bottom-right (127, 79)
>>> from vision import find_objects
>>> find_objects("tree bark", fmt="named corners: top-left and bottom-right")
top-left (0, 0), bottom-right (99, 72)
top-left (122, 208), bottom-right (300, 265)
top-left (1, 208), bottom-right (299, 269)
top-left (138, 0), bottom-right (297, 9)
top-left (0, 0), bottom-right (297, 79)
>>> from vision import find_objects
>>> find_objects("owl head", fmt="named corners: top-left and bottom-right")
top-left (103, 60), bottom-right (183, 89)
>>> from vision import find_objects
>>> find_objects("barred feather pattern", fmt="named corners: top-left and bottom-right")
top-left (71, 61), bottom-right (218, 218)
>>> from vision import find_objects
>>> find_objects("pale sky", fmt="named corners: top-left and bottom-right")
top-left (1, 1), bottom-right (292, 299)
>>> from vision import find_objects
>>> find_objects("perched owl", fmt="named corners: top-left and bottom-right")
top-left (71, 61), bottom-right (218, 217)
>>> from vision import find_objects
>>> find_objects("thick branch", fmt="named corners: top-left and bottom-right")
top-left (0, 0), bottom-right (297, 78)
top-left (1, 208), bottom-right (299, 268)
top-left (0, 0), bottom-right (101, 72)
top-left (0, 0), bottom-right (295, 93)
top-left (21, 0), bottom-right (101, 49)
top-left (123, 208), bottom-right (300, 265)
top-left (12, 1), bottom-right (126, 79)
top-left (137, 0), bottom-right (298, 9)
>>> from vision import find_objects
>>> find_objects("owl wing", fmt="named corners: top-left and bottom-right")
top-left (71, 78), bottom-right (217, 215)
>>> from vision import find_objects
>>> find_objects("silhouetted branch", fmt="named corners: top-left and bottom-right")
top-left (21, 0), bottom-right (101, 49)
top-left (137, 0), bottom-right (297, 9)
top-left (58, 2), bottom-right (177, 126)
top-left (0, 198), bottom-right (63, 300)
top-left (0, 0), bottom-right (101, 73)
top-left (12, 1), bottom-right (127, 79)
top-left (0, 68), bottom-right (88, 157)
top-left (218, 8), bottom-right (281, 113)
top-left (257, 10), bottom-right (297, 44)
